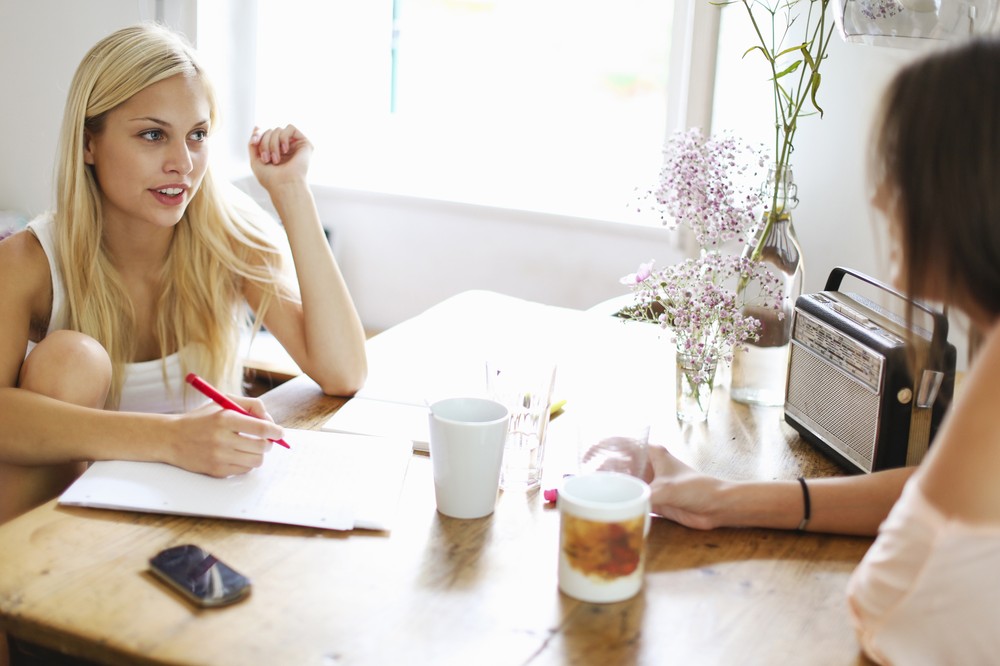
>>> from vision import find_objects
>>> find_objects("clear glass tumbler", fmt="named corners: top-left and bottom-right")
top-left (486, 359), bottom-right (557, 491)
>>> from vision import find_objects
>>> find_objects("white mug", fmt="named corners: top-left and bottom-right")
top-left (428, 397), bottom-right (510, 519)
top-left (557, 471), bottom-right (652, 603)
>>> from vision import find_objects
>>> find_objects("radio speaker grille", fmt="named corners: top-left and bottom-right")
top-left (786, 344), bottom-right (879, 463)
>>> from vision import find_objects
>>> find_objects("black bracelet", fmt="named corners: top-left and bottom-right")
top-left (797, 477), bottom-right (811, 531)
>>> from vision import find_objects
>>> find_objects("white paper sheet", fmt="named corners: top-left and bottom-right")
top-left (59, 429), bottom-right (411, 531)
top-left (321, 398), bottom-right (431, 452)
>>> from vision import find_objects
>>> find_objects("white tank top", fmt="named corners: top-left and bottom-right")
top-left (25, 215), bottom-right (193, 414)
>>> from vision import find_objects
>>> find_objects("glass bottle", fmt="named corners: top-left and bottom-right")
top-left (730, 164), bottom-right (804, 406)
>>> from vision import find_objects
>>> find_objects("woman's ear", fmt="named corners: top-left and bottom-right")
top-left (83, 131), bottom-right (95, 166)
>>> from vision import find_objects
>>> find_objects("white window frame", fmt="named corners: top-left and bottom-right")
top-left (667, 0), bottom-right (722, 134)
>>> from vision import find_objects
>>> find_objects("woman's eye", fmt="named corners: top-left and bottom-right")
top-left (190, 129), bottom-right (208, 142)
top-left (139, 129), bottom-right (164, 142)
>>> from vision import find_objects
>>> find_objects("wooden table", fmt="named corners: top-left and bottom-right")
top-left (0, 292), bottom-right (874, 665)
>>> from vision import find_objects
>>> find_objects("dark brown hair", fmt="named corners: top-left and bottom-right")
top-left (872, 38), bottom-right (1000, 321)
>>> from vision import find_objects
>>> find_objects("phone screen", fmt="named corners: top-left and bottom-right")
top-left (149, 544), bottom-right (251, 607)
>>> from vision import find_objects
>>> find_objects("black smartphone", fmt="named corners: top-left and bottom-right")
top-left (149, 544), bottom-right (251, 608)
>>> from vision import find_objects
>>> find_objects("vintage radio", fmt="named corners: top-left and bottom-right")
top-left (783, 267), bottom-right (956, 473)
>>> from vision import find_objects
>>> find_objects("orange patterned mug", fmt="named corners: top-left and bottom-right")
top-left (557, 472), bottom-right (651, 603)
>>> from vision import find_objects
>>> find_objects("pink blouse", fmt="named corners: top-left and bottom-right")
top-left (847, 476), bottom-right (1000, 665)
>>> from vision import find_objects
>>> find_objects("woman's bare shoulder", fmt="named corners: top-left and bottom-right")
top-left (0, 229), bottom-right (52, 312)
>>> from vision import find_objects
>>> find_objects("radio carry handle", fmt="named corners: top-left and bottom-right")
top-left (823, 266), bottom-right (949, 353)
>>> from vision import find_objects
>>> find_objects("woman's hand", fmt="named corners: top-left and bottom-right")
top-left (248, 124), bottom-right (313, 191)
top-left (167, 395), bottom-right (284, 478)
top-left (644, 444), bottom-right (727, 530)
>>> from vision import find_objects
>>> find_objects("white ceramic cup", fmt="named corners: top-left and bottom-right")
top-left (557, 471), bottom-right (652, 603)
top-left (428, 397), bottom-right (510, 519)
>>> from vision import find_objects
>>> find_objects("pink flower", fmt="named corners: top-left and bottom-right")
top-left (619, 260), bottom-right (655, 286)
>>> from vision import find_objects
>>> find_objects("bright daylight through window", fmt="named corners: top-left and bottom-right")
top-left (253, 0), bottom-right (676, 224)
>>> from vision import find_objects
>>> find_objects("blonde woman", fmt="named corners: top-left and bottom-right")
top-left (0, 23), bottom-right (367, 526)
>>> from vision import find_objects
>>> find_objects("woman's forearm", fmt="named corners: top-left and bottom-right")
top-left (267, 181), bottom-right (367, 395)
top-left (716, 466), bottom-right (916, 536)
top-left (0, 387), bottom-right (171, 465)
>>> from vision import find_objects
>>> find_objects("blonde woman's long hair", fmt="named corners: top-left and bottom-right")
top-left (54, 23), bottom-right (294, 408)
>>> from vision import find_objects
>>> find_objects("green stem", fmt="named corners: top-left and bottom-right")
top-left (678, 343), bottom-right (718, 413)
top-left (683, 365), bottom-right (716, 414)
top-left (739, 0), bottom-right (834, 270)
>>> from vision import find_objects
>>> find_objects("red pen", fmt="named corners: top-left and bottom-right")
top-left (185, 372), bottom-right (290, 449)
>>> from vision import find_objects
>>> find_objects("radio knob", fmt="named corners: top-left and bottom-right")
top-left (897, 388), bottom-right (913, 404)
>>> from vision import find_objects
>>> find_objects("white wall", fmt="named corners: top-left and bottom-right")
top-left (782, 37), bottom-right (920, 294)
top-left (1, 2), bottom-right (940, 346)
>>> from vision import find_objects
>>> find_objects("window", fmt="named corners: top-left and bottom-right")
top-left (248, 0), bottom-right (681, 224)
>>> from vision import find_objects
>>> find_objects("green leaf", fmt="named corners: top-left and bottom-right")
top-left (775, 43), bottom-right (806, 59)
top-left (810, 71), bottom-right (824, 117)
top-left (773, 60), bottom-right (802, 80)
top-left (742, 45), bottom-right (771, 62)
top-left (802, 46), bottom-right (817, 72)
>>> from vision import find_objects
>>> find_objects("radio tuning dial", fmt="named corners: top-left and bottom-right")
top-left (897, 388), bottom-right (913, 404)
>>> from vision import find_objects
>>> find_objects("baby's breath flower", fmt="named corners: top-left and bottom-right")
top-left (859, 0), bottom-right (903, 21)
top-left (641, 128), bottom-right (766, 247)
top-left (619, 251), bottom-right (782, 382)
top-left (622, 129), bottom-right (783, 384)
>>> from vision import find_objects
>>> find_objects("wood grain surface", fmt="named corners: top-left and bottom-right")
top-left (0, 292), bottom-right (875, 665)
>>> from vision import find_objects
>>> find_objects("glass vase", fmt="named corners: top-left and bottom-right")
top-left (730, 164), bottom-right (804, 407)
top-left (676, 351), bottom-right (718, 423)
